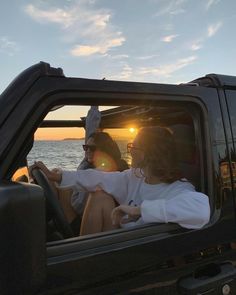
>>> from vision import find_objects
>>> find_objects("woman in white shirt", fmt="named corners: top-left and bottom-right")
top-left (33, 126), bottom-right (210, 236)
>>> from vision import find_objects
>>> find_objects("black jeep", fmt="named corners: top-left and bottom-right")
top-left (1, 62), bottom-right (236, 295)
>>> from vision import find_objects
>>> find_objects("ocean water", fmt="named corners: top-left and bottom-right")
top-left (27, 140), bottom-right (130, 170)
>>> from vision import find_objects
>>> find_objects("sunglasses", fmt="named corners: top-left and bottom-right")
top-left (127, 142), bottom-right (143, 153)
top-left (83, 144), bottom-right (97, 152)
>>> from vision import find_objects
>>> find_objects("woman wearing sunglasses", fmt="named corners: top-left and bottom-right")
top-left (70, 131), bottom-right (127, 224)
top-left (81, 132), bottom-right (128, 173)
top-left (34, 126), bottom-right (210, 235)
top-left (70, 123), bottom-right (128, 232)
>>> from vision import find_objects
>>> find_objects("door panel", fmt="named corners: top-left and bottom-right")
top-left (0, 182), bottom-right (46, 294)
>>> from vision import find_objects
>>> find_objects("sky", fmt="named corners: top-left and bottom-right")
top-left (1, 0), bottom-right (236, 139)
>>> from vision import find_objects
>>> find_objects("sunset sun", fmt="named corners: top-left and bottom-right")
top-left (129, 127), bottom-right (136, 133)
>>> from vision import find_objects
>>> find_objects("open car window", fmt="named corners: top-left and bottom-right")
top-left (22, 100), bottom-right (209, 244)
top-left (27, 105), bottom-right (135, 169)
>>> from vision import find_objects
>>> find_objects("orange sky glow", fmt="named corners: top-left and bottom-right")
top-left (35, 127), bottom-right (85, 140)
top-left (35, 106), bottom-right (139, 140)
top-left (35, 127), bottom-right (138, 141)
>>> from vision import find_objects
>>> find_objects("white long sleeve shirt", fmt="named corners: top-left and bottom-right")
top-left (60, 168), bottom-right (210, 229)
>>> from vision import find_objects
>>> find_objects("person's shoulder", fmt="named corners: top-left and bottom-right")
top-left (171, 179), bottom-right (195, 191)
top-left (77, 159), bottom-right (94, 170)
top-left (122, 168), bottom-right (132, 175)
top-left (169, 180), bottom-right (209, 200)
top-left (118, 159), bottom-right (129, 171)
top-left (127, 168), bottom-right (144, 180)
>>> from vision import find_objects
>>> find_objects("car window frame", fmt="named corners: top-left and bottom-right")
top-left (2, 81), bottom-right (217, 263)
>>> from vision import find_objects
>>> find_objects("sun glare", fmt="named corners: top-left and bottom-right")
top-left (129, 127), bottom-right (136, 133)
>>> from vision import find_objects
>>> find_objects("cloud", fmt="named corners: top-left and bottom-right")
top-left (70, 36), bottom-right (125, 56)
top-left (24, 4), bottom-right (77, 27)
top-left (207, 22), bottom-right (222, 37)
top-left (108, 64), bottom-right (133, 80)
top-left (161, 34), bottom-right (178, 42)
top-left (0, 36), bottom-right (19, 56)
top-left (190, 40), bottom-right (203, 51)
top-left (24, 3), bottom-right (111, 33)
top-left (136, 54), bottom-right (159, 60)
top-left (205, 0), bottom-right (221, 10)
top-left (189, 21), bottom-right (222, 52)
top-left (24, 1), bottom-right (125, 56)
top-left (106, 55), bottom-right (196, 83)
top-left (70, 45), bottom-right (100, 56)
top-left (170, 8), bottom-right (185, 15)
top-left (109, 54), bottom-right (129, 60)
top-left (154, 0), bottom-right (187, 17)
top-left (138, 56), bottom-right (197, 78)
top-left (188, 21), bottom-right (222, 52)
top-left (118, 64), bottom-right (133, 79)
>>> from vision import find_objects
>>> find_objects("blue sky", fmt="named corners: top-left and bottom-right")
top-left (1, 0), bottom-right (235, 95)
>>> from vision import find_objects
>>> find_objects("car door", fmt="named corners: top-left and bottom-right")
top-left (1, 63), bottom-right (236, 294)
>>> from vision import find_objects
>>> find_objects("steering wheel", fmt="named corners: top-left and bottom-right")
top-left (31, 167), bottom-right (74, 239)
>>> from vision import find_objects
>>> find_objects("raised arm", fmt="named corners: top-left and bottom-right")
top-left (85, 106), bottom-right (101, 141)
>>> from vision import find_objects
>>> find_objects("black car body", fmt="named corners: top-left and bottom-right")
top-left (1, 62), bottom-right (236, 294)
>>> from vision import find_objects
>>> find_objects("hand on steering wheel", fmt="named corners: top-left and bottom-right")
top-left (31, 166), bottom-right (73, 239)
top-left (30, 161), bottom-right (62, 183)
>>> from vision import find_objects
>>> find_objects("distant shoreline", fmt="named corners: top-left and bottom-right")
top-left (63, 138), bottom-right (85, 141)
top-left (35, 137), bottom-right (131, 141)
top-left (35, 138), bottom-right (85, 141)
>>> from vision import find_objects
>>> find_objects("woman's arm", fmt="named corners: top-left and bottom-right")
top-left (85, 106), bottom-right (101, 141)
top-left (31, 161), bottom-right (62, 183)
top-left (32, 162), bottom-right (131, 204)
top-left (61, 169), bottom-right (130, 204)
top-left (77, 106), bottom-right (101, 170)
top-left (141, 191), bottom-right (210, 229)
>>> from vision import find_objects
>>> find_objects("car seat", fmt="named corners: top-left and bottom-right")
top-left (170, 124), bottom-right (200, 190)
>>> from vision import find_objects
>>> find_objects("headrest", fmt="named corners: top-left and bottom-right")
top-left (170, 124), bottom-right (199, 188)
top-left (170, 124), bottom-right (196, 164)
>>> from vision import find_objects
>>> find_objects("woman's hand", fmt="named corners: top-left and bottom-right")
top-left (111, 205), bottom-right (141, 226)
top-left (30, 161), bottom-right (62, 183)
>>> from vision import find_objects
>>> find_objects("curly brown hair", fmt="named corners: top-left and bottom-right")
top-left (137, 126), bottom-right (181, 183)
